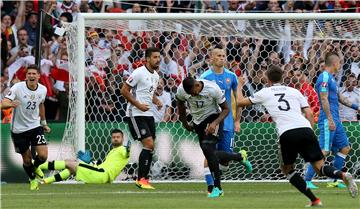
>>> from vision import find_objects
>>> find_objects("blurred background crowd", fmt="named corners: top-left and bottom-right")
top-left (1, 0), bottom-right (359, 124)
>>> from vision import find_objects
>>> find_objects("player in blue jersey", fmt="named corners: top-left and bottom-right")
top-left (200, 45), bottom-right (252, 194)
top-left (305, 52), bottom-right (360, 189)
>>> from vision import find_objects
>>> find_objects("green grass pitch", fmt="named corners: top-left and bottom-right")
top-left (1, 182), bottom-right (359, 209)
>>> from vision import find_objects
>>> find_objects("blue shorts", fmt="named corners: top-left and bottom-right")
top-left (216, 130), bottom-right (234, 153)
top-left (318, 120), bottom-right (349, 152)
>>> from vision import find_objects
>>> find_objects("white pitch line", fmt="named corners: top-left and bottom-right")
top-left (1, 189), bottom-right (344, 196)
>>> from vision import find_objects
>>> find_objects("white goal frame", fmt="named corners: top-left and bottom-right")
top-left (74, 12), bottom-right (360, 152)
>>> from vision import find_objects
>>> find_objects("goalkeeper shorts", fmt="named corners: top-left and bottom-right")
top-left (75, 163), bottom-right (109, 183)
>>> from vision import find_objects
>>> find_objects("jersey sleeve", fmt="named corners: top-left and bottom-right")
top-left (318, 73), bottom-right (329, 93)
top-left (175, 85), bottom-right (186, 102)
top-left (297, 90), bottom-right (310, 108)
top-left (5, 84), bottom-right (18, 101)
top-left (213, 84), bottom-right (226, 104)
top-left (41, 86), bottom-right (47, 103)
top-left (249, 89), bottom-right (266, 104)
top-left (126, 69), bottom-right (141, 87)
top-left (231, 73), bottom-right (238, 92)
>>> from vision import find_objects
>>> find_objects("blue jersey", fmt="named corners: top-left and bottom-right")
top-left (315, 71), bottom-right (340, 122)
top-left (201, 68), bottom-right (238, 131)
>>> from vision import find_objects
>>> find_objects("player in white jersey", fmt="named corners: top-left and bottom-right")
top-left (237, 65), bottom-right (358, 206)
top-left (176, 77), bottom-right (250, 198)
top-left (120, 47), bottom-right (162, 190)
top-left (1, 64), bottom-right (51, 191)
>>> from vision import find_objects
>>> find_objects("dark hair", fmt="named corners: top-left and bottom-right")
top-left (182, 76), bottom-right (196, 94)
top-left (17, 27), bottom-right (27, 36)
top-left (60, 12), bottom-right (73, 23)
top-left (324, 52), bottom-right (339, 67)
top-left (111, 129), bottom-right (123, 136)
top-left (145, 47), bottom-right (160, 58)
top-left (26, 64), bottom-right (40, 73)
top-left (266, 65), bottom-right (283, 83)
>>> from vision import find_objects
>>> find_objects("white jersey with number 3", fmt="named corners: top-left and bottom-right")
top-left (5, 81), bottom-right (47, 133)
top-left (249, 84), bottom-right (311, 136)
top-left (176, 79), bottom-right (225, 125)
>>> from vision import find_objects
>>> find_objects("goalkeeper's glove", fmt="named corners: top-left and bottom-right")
top-left (124, 140), bottom-right (131, 157)
top-left (77, 150), bottom-right (92, 164)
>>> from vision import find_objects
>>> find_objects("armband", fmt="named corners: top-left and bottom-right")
top-left (41, 120), bottom-right (47, 126)
top-left (351, 104), bottom-right (359, 110)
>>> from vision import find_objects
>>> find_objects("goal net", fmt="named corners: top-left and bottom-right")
top-left (60, 13), bottom-right (360, 181)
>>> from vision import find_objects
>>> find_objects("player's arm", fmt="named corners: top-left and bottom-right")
top-left (152, 94), bottom-right (163, 110)
top-left (206, 86), bottom-right (229, 135)
top-left (206, 101), bottom-right (229, 135)
top-left (319, 92), bottom-right (336, 130)
top-left (338, 93), bottom-right (360, 113)
top-left (0, 98), bottom-right (20, 109)
top-left (233, 76), bottom-right (242, 132)
top-left (236, 77), bottom-right (253, 108)
top-left (39, 102), bottom-right (51, 133)
top-left (302, 107), bottom-right (315, 129)
top-left (120, 82), bottom-right (149, 112)
top-left (176, 98), bottom-right (193, 132)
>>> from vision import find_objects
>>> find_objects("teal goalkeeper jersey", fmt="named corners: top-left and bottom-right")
top-left (98, 146), bottom-right (130, 182)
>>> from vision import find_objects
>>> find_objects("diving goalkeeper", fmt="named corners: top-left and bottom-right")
top-left (39, 129), bottom-right (130, 184)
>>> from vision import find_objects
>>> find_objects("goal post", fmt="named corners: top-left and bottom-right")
top-left (61, 13), bottom-right (360, 181)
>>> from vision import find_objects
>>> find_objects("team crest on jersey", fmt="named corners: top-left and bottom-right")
top-left (30, 94), bottom-right (35, 100)
top-left (321, 82), bottom-right (327, 88)
top-left (226, 78), bottom-right (231, 84)
top-left (140, 129), bottom-right (147, 135)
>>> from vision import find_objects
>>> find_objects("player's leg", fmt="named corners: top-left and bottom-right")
top-left (304, 121), bottom-right (333, 188)
top-left (280, 129), bottom-right (320, 206)
top-left (12, 131), bottom-right (39, 190)
top-left (311, 159), bottom-right (358, 198)
top-left (32, 127), bottom-right (48, 180)
top-left (215, 130), bottom-right (252, 173)
top-left (200, 140), bottom-right (223, 197)
top-left (128, 116), bottom-right (156, 189)
top-left (328, 123), bottom-right (350, 188)
top-left (41, 160), bottom-right (77, 184)
top-left (203, 129), bottom-right (230, 194)
top-left (203, 159), bottom-right (214, 194)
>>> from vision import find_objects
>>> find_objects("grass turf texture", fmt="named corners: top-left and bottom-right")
top-left (1, 182), bottom-right (359, 209)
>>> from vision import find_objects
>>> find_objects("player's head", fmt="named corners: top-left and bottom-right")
top-left (111, 129), bottom-right (124, 147)
top-left (182, 76), bottom-right (201, 96)
top-left (345, 73), bottom-right (357, 92)
top-left (211, 44), bottom-right (226, 68)
top-left (145, 47), bottom-right (161, 70)
top-left (266, 65), bottom-right (283, 84)
top-left (324, 52), bottom-right (341, 73)
top-left (26, 64), bottom-right (40, 83)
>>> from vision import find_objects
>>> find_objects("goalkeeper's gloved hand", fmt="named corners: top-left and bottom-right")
top-left (124, 140), bottom-right (131, 157)
top-left (77, 150), bottom-right (92, 164)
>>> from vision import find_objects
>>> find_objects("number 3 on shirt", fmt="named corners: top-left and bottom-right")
top-left (274, 93), bottom-right (290, 111)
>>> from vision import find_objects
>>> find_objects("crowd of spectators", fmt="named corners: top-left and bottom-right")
top-left (1, 0), bottom-right (360, 124)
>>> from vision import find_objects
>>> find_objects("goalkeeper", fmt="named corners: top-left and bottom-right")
top-left (39, 129), bottom-right (130, 184)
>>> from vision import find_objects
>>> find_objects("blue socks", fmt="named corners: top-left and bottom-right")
top-left (305, 163), bottom-right (316, 182)
top-left (204, 167), bottom-right (214, 192)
